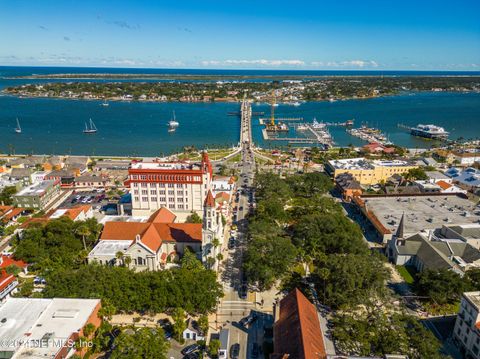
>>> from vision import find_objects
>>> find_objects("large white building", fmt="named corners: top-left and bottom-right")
top-left (454, 292), bottom-right (480, 358)
top-left (128, 152), bottom-right (213, 219)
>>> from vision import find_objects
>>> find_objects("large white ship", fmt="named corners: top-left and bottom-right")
top-left (410, 124), bottom-right (449, 139)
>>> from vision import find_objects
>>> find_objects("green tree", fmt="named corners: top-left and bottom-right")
top-left (0, 186), bottom-right (17, 205)
top-left (110, 327), bottom-right (169, 359)
top-left (415, 269), bottom-right (465, 305)
top-left (171, 308), bottom-right (187, 342)
top-left (197, 315), bottom-right (209, 336)
top-left (293, 213), bottom-right (367, 256)
top-left (314, 253), bottom-right (390, 309)
top-left (186, 212), bottom-right (202, 223)
top-left (208, 339), bottom-right (221, 357)
top-left (244, 235), bottom-right (297, 290)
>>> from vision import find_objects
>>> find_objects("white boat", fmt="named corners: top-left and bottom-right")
top-left (168, 111), bottom-right (179, 132)
top-left (312, 118), bottom-right (326, 129)
top-left (296, 124), bottom-right (308, 131)
top-left (101, 100), bottom-right (109, 107)
top-left (83, 118), bottom-right (97, 134)
top-left (292, 101), bottom-right (301, 107)
top-left (410, 124), bottom-right (449, 140)
top-left (14, 118), bottom-right (21, 134)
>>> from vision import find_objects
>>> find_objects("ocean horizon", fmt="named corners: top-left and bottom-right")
top-left (1, 66), bottom-right (479, 157)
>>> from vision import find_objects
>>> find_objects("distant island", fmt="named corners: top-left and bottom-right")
top-left (3, 75), bottom-right (479, 103)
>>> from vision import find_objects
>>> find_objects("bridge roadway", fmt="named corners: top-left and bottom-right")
top-left (212, 100), bottom-right (272, 359)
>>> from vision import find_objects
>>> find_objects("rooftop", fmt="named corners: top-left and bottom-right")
top-left (328, 157), bottom-right (412, 171)
top-left (130, 161), bottom-right (202, 171)
top-left (362, 194), bottom-right (480, 235)
top-left (464, 291), bottom-right (480, 310)
top-left (15, 180), bottom-right (57, 197)
top-left (0, 297), bottom-right (100, 358)
top-left (88, 240), bottom-right (131, 257)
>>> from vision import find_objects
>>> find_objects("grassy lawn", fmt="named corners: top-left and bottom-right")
top-left (396, 265), bottom-right (416, 284)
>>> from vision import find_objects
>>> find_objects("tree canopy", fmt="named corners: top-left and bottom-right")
top-left (110, 328), bottom-right (169, 359)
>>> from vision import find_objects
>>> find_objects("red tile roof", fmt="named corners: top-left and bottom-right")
top-left (437, 180), bottom-right (452, 190)
top-left (205, 190), bottom-right (215, 207)
top-left (147, 207), bottom-right (177, 223)
top-left (273, 289), bottom-right (327, 359)
top-left (215, 192), bottom-right (231, 203)
top-left (0, 255), bottom-right (27, 270)
top-left (100, 216), bottom-right (202, 253)
top-left (0, 270), bottom-right (16, 292)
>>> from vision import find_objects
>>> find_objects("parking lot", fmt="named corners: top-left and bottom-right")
top-left (58, 189), bottom-right (110, 210)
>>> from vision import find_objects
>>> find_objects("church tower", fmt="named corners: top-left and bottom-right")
top-left (202, 190), bottom-right (221, 267)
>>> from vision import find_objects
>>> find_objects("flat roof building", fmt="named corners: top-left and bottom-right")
top-left (13, 180), bottom-right (61, 210)
top-left (326, 157), bottom-right (417, 185)
top-left (0, 297), bottom-right (101, 359)
top-left (353, 194), bottom-right (480, 243)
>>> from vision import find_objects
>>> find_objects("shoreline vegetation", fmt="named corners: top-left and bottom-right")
top-left (3, 75), bottom-right (479, 103)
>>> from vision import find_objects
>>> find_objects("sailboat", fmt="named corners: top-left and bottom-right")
top-left (14, 118), bottom-right (21, 134)
top-left (168, 111), bottom-right (179, 132)
top-left (83, 118), bottom-right (98, 134)
top-left (101, 100), bottom-right (109, 107)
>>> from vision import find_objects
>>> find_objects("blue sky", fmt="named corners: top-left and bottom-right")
top-left (0, 0), bottom-right (479, 70)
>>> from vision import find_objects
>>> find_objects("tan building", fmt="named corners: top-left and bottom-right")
top-left (127, 152), bottom-right (213, 219)
top-left (326, 157), bottom-right (417, 185)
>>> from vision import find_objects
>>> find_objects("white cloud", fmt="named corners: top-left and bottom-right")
top-left (310, 60), bottom-right (379, 68)
top-left (201, 59), bottom-right (305, 67)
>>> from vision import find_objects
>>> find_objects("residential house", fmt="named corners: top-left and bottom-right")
top-left (45, 169), bottom-right (76, 187)
top-left (453, 291), bottom-right (480, 359)
top-left (433, 149), bottom-right (456, 164)
top-left (182, 318), bottom-right (205, 341)
top-left (95, 160), bottom-right (131, 171)
top-left (64, 156), bottom-right (90, 174)
top-left (7, 155), bottom-right (45, 169)
top-left (42, 156), bottom-right (64, 171)
top-left (48, 205), bottom-right (94, 222)
top-left (211, 175), bottom-right (236, 197)
top-left (0, 255), bottom-right (27, 302)
top-left (30, 170), bottom-right (50, 184)
top-left (8, 168), bottom-right (33, 186)
top-left (74, 175), bottom-right (108, 188)
top-left (0, 206), bottom-right (27, 225)
top-left (452, 150), bottom-right (480, 166)
top-left (215, 191), bottom-right (231, 217)
top-left (335, 173), bottom-right (362, 202)
top-left (0, 270), bottom-right (19, 303)
top-left (445, 167), bottom-right (480, 193)
top-left (362, 142), bottom-right (395, 155)
top-left (0, 297), bottom-right (101, 359)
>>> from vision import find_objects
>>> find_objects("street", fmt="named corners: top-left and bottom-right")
top-left (214, 100), bottom-right (272, 359)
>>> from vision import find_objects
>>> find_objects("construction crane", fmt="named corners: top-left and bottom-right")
top-left (270, 89), bottom-right (276, 127)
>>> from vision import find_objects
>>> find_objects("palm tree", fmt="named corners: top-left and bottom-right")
top-left (76, 225), bottom-right (91, 251)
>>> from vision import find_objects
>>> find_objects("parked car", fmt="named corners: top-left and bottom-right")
top-left (181, 344), bottom-right (199, 356)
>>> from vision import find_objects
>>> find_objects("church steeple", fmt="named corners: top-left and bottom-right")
top-left (395, 212), bottom-right (405, 239)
